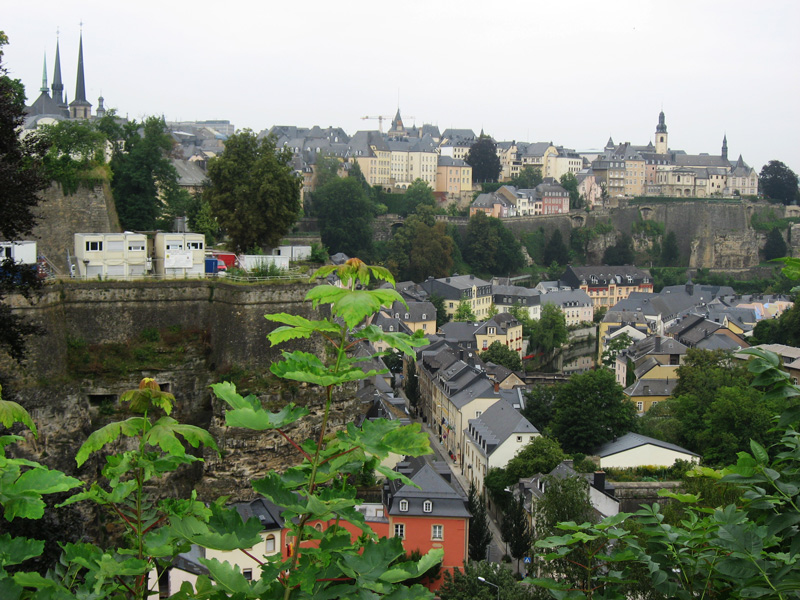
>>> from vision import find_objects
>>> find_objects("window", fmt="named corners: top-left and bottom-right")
top-left (399, 499), bottom-right (408, 512)
top-left (265, 534), bottom-right (276, 552)
top-left (423, 500), bottom-right (433, 513)
top-left (85, 240), bottom-right (103, 252)
top-left (128, 242), bottom-right (145, 252)
top-left (516, 435), bottom-right (523, 442)
top-left (475, 410), bottom-right (482, 418)
top-left (432, 525), bottom-right (443, 540)
top-left (421, 313), bottom-right (427, 320)
top-left (187, 241), bottom-right (204, 250)
top-left (394, 523), bottom-right (405, 538)
top-left (166, 243), bottom-right (183, 250)
top-left (636, 401), bottom-right (644, 411)
top-left (243, 569), bottom-right (252, 581)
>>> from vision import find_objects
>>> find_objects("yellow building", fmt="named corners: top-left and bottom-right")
top-left (435, 156), bottom-right (473, 199)
top-left (421, 274), bottom-right (492, 319)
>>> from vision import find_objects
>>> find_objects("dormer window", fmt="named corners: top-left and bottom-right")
top-left (405, 313), bottom-right (410, 319)
top-left (399, 499), bottom-right (408, 512)
top-left (423, 500), bottom-right (433, 513)
top-left (422, 313), bottom-right (427, 320)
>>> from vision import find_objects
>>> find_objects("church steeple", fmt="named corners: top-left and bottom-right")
top-left (51, 38), bottom-right (65, 106)
top-left (40, 53), bottom-right (49, 93)
top-left (655, 110), bottom-right (668, 154)
top-left (69, 30), bottom-right (92, 119)
top-left (722, 134), bottom-right (728, 162)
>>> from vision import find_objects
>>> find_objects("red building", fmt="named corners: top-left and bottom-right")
top-left (383, 457), bottom-right (471, 590)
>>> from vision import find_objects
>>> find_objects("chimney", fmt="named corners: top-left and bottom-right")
top-left (593, 471), bottom-right (606, 492)
top-left (494, 381), bottom-right (500, 393)
top-left (655, 337), bottom-right (661, 352)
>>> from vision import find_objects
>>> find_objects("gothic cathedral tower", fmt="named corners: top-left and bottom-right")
top-left (655, 111), bottom-right (668, 154)
top-left (68, 31), bottom-right (92, 119)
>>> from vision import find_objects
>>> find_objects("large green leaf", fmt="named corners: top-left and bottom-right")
top-left (265, 313), bottom-right (342, 346)
top-left (225, 402), bottom-right (309, 431)
top-left (75, 417), bottom-right (146, 467)
top-left (169, 506), bottom-right (263, 552)
top-left (1, 467), bottom-right (82, 520)
top-left (146, 417), bottom-right (220, 456)
top-left (251, 472), bottom-right (306, 513)
top-left (0, 534), bottom-right (43, 567)
top-left (197, 557), bottom-right (253, 595)
top-left (0, 400), bottom-right (36, 436)
top-left (270, 351), bottom-right (377, 387)
top-left (359, 326), bottom-right (429, 357)
top-left (379, 548), bottom-right (443, 583)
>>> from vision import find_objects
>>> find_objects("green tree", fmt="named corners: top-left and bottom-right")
top-left (400, 178), bottom-right (436, 217)
top-left (463, 211), bottom-right (525, 275)
top-left (550, 369), bottom-right (636, 454)
top-left (602, 233), bottom-right (635, 265)
top-left (543, 229), bottom-right (569, 266)
top-left (570, 227), bottom-right (596, 263)
top-left (466, 135), bottom-right (502, 183)
top-left (405, 359), bottom-right (420, 415)
top-left (37, 119), bottom-right (107, 194)
top-left (0, 32), bottom-right (49, 366)
top-left (387, 207), bottom-right (455, 281)
top-left (560, 173), bottom-right (582, 210)
top-left (523, 227), bottom-right (547, 265)
top-left (188, 195), bottom-right (220, 245)
top-left (314, 176), bottom-right (374, 258)
top-left (312, 152), bottom-right (341, 190)
top-left (480, 341), bottom-right (522, 371)
top-left (759, 160), bottom-right (800, 204)
top-left (467, 483), bottom-right (493, 562)
top-left (659, 230), bottom-right (680, 266)
top-left (453, 300), bottom-right (477, 322)
top-left (764, 227), bottom-right (788, 261)
top-left (751, 298), bottom-right (800, 346)
top-left (206, 129), bottom-right (301, 253)
top-left (529, 303), bottom-right (568, 355)
top-left (111, 116), bottom-right (182, 231)
top-left (601, 332), bottom-right (633, 368)
top-left (505, 436), bottom-right (566, 483)
top-left (501, 495), bottom-right (532, 570)
top-left (521, 386), bottom-right (559, 432)
top-left (440, 560), bottom-right (537, 600)
top-left (510, 165), bottom-right (543, 189)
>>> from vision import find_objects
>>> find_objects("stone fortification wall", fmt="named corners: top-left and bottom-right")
top-left (5, 279), bottom-right (365, 501)
top-left (31, 182), bottom-right (119, 273)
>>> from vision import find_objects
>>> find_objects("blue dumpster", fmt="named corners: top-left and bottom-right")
top-left (205, 257), bottom-right (219, 274)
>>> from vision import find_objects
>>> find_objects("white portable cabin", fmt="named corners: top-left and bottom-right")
top-left (153, 233), bottom-right (206, 277)
top-left (0, 241), bottom-right (37, 265)
top-left (241, 254), bottom-right (290, 272)
top-left (74, 233), bottom-right (148, 278)
top-left (272, 245), bottom-right (312, 261)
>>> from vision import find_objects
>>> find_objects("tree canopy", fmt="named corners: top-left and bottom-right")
top-left (399, 179), bottom-right (436, 217)
top-left (386, 206), bottom-right (454, 281)
top-left (510, 165), bottom-right (543, 189)
top-left (465, 135), bottom-right (501, 183)
top-left (543, 229), bottom-right (569, 266)
top-left (206, 130), bottom-right (301, 253)
top-left (452, 300), bottom-right (477, 322)
top-left (560, 173), bottom-right (582, 209)
top-left (529, 303), bottom-right (568, 355)
top-left (480, 341), bottom-right (522, 371)
top-left (759, 160), bottom-right (799, 204)
top-left (660, 230), bottom-right (681, 266)
top-left (467, 483), bottom-right (493, 562)
top-left (763, 227), bottom-right (788, 261)
top-left (602, 233), bottom-right (635, 265)
top-left (0, 32), bottom-right (48, 366)
top-left (462, 211), bottom-right (525, 275)
top-left (550, 368), bottom-right (636, 454)
top-left (315, 177), bottom-right (374, 258)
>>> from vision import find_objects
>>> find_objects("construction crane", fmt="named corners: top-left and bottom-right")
top-left (361, 115), bottom-right (392, 133)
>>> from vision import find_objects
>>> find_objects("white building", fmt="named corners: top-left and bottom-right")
top-left (1, 240), bottom-right (37, 265)
top-left (152, 233), bottom-right (205, 277)
top-left (74, 233), bottom-right (148, 278)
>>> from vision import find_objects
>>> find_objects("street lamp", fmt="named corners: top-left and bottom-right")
top-left (477, 576), bottom-right (500, 600)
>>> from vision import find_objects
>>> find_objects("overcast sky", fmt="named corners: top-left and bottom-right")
top-left (4, 1), bottom-right (799, 174)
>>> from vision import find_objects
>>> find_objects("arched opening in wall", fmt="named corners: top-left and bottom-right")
top-left (639, 207), bottom-right (653, 220)
top-left (390, 222), bottom-right (404, 236)
top-left (571, 214), bottom-right (585, 227)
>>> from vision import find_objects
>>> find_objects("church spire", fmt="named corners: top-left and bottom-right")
top-left (40, 53), bottom-right (49, 93)
top-left (656, 110), bottom-right (667, 133)
top-left (69, 29), bottom-right (92, 119)
top-left (722, 134), bottom-right (728, 161)
top-left (655, 110), bottom-right (668, 154)
top-left (52, 37), bottom-right (64, 105)
top-left (73, 31), bottom-right (87, 103)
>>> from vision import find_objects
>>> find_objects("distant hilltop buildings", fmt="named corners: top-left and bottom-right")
top-left (20, 33), bottom-right (759, 206)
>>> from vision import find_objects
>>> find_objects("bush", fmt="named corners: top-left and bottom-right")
top-left (140, 327), bottom-right (160, 342)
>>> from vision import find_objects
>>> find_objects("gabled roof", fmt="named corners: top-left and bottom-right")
top-left (465, 399), bottom-right (538, 457)
top-left (388, 462), bottom-right (470, 518)
top-left (624, 378), bottom-right (677, 398)
top-left (594, 432), bottom-right (698, 458)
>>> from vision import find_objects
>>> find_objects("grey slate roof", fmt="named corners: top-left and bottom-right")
top-left (563, 266), bottom-right (652, 288)
top-left (624, 378), bottom-right (677, 398)
top-left (465, 398), bottom-right (538, 458)
top-left (539, 289), bottom-right (592, 309)
top-left (387, 461), bottom-right (470, 518)
top-left (594, 432), bottom-right (699, 458)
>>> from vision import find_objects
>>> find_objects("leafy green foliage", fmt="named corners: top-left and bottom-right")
top-left (315, 177), bottom-right (374, 258)
top-left (462, 211), bottom-right (525, 276)
top-left (206, 129), bottom-right (301, 253)
top-left (440, 560), bottom-right (538, 600)
top-left (764, 227), bottom-right (788, 261)
top-left (386, 206), bottom-right (455, 281)
top-left (480, 341), bottom-right (522, 371)
top-left (500, 494), bottom-right (532, 570)
top-left (37, 119), bottom-right (108, 194)
top-left (467, 483), bottom-right (493, 562)
top-left (550, 369), bottom-right (635, 455)
top-left (602, 233), bottom-right (635, 265)
top-left (560, 173), bottom-right (582, 209)
top-left (759, 160), bottom-right (800, 205)
top-left (601, 333), bottom-right (633, 368)
top-left (466, 135), bottom-right (502, 183)
top-left (510, 165), bottom-right (543, 190)
top-left (543, 229), bottom-right (569, 266)
top-left (452, 301), bottom-right (477, 323)
top-left (529, 304), bottom-right (568, 355)
top-left (659, 230), bottom-right (681, 266)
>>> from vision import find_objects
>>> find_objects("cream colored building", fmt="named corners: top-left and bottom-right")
top-left (436, 156), bottom-right (473, 199)
top-left (152, 233), bottom-right (206, 277)
top-left (462, 399), bottom-right (540, 494)
top-left (388, 136), bottom-right (438, 189)
top-left (74, 233), bottom-right (148, 278)
top-left (594, 432), bottom-right (699, 468)
top-left (420, 274), bottom-right (492, 319)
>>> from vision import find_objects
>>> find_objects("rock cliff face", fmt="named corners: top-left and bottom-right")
top-left (689, 229), bottom-right (764, 270)
top-left (4, 280), bottom-right (366, 502)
